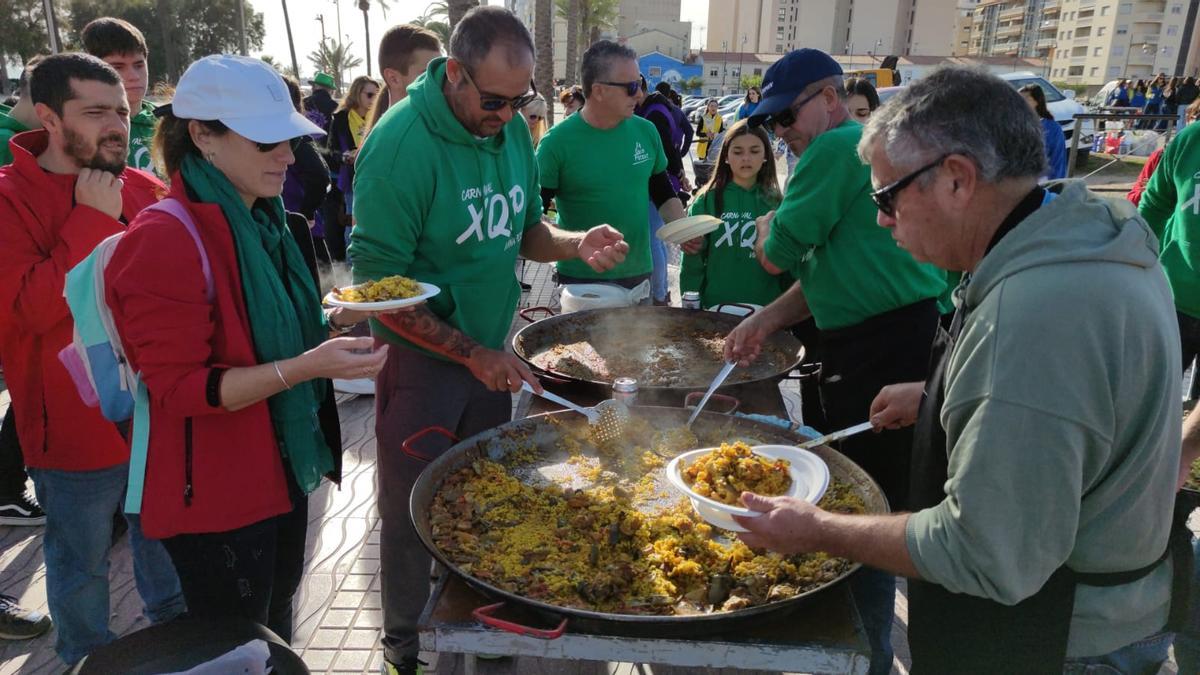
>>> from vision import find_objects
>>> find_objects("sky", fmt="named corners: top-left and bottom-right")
top-left (254, 0), bottom-right (709, 82)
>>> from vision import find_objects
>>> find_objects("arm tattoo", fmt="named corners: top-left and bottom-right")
top-left (387, 305), bottom-right (481, 362)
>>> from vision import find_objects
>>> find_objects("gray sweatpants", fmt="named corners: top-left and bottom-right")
top-left (375, 346), bottom-right (510, 663)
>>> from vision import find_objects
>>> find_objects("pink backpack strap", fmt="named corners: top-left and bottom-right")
top-left (145, 198), bottom-right (215, 302)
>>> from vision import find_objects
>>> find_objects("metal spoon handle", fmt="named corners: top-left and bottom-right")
top-left (796, 421), bottom-right (874, 449)
top-left (520, 382), bottom-right (597, 421)
top-left (687, 361), bottom-right (737, 427)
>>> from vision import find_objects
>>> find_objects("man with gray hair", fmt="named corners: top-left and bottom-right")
top-left (536, 40), bottom-right (686, 299)
top-left (735, 66), bottom-right (1181, 672)
top-left (350, 7), bottom-right (628, 674)
top-left (724, 48), bottom-right (947, 674)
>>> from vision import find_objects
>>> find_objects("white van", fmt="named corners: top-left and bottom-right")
top-left (998, 72), bottom-right (1093, 154)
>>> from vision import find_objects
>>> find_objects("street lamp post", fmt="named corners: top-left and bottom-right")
top-left (845, 42), bottom-right (855, 71)
top-left (738, 34), bottom-right (748, 93)
top-left (721, 40), bottom-right (728, 93)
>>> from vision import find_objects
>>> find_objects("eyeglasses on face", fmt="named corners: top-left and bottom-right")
top-left (757, 86), bottom-right (827, 129)
top-left (255, 137), bottom-right (304, 153)
top-left (598, 80), bottom-right (641, 97)
top-left (870, 155), bottom-right (949, 217)
top-left (460, 64), bottom-right (537, 112)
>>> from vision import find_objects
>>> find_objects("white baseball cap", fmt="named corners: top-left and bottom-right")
top-left (167, 54), bottom-right (325, 143)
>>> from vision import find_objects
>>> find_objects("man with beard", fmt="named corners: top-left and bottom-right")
top-left (349, 8), bottom-right (628, 673)
top-left (0, 53), bottom-right (184, 667)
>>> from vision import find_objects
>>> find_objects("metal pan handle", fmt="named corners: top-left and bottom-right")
top-left (684, 392), bottom-right (740, 415)
top-left (518, 306), bottom-right (557, 323)
top-left (712, 302), bottom-right (757, 317)
top-left (400, 426), bottom-right (458, 462)
top-left (471, 602), bottom-right (568, 639)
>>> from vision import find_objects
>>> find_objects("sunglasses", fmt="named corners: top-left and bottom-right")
top-left (870, 155), bottom-right (948, 217)
top-left (527, 114), bottom-right (543, 120)
top-left (760, 87), bottom-right (830, 129)
top-left (599, 80), bottom-right (641, 97)
top-left (460, 64), bottom-right (538, 112)
top-left (254, 137), bottom-right (304, 153)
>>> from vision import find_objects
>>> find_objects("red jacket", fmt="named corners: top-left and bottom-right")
top-left (0, 130), bottom-right (163, 471)
top-left (1126, 147), bottom-right (1165, 207)
top-left (105, 175), bottom-right (293, 539)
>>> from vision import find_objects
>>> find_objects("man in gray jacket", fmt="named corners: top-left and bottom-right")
top-left (735, 67), bottom-right (1180, 673)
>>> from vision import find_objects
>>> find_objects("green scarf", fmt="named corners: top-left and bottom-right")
top-left (182, 153), bottom-right (333, 494)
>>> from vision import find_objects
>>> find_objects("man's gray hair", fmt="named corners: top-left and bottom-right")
top-left (581, 40), bottom-right (638, 99)
top-left (449, 6), bottom-right (535, 69)
top-left (858, 67), bottom-right (1045, 182)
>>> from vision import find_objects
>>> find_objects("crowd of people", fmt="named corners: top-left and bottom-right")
top-left (1107, 74), bottom-right (1200, 129)
top-left (0, 6), bottom-right (1198, 675)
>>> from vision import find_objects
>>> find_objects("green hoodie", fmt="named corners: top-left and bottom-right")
top-left (906, 182), bottom-right (1178, 657)
top-left (1138, 120), bottom-right (1200, 318)
top-left (0, 105), bottom-right (31, 167)
top-left (128, 99), bottom-right (158, 173)
top-left (349, 58), bottom-right (540, 355)
top-left (681, 182), bottom-right (788, 308)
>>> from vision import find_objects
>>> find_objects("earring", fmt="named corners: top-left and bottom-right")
top-left (205, 152), bottom-right (216, 163)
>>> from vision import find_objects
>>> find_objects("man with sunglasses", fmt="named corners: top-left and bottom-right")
top-left (348, 9), bottom-right (628, 675)
top-left (721, 48), bottom-right (946, 675)
top-left (735, 67), bottom-right (1181, 675)
top-left (535, 41), bottom-right (687, 300)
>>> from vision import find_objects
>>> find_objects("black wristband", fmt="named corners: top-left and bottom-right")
top-left (205, 367), bottom-right (228, 408)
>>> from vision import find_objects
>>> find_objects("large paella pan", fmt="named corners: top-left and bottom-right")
top-left (511, 307), bottom-right (804, 396)
top-left (408, 406), bottom-right (888, 637)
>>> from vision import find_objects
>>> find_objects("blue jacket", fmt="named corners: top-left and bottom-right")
top-left (1041, 118), bottom-right (1068, 180)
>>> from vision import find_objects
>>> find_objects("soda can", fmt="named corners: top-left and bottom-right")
top-left (681, 291), bottom-right (702, 309)
top-left (612, 377), bottom-right (639, 406)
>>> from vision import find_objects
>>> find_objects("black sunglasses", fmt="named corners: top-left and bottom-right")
top-left (461, 64), bottom-right (537, 111)
top-left (599, 80), bottom-right (641, 97)
top-left (756, 87), bottom-right (828, 129)
top-left (870, 155), bottom-right (949, 217)
top-left (255, 137), bottom-right (304, 153)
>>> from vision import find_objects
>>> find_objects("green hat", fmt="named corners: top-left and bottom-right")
top-left (309, 72), bottom-right (336, 89)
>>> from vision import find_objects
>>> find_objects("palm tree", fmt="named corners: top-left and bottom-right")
top-left (281, 0), bottom-right (301, 81)
top-left (447, 0), bottom-right (478, 31)
top-left (357, 0), bottom-right (391, 77)
top-left (412, 14), bottom-right (451, 45)
top-left (555, 0), bottom-right (618, 77)
top-left (564, 0), bottom-right (579, 86)
top-left (535, 0), bottom-right (554, 125)
top-left (307, 38), bottom-right (363, 91)
top-left (424, 1), bottom-right (448, 19)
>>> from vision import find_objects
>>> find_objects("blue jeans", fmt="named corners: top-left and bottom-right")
top-left (1171, 533), bottom-right (1200, 673)
top-left (1062, 629), bottom-right (1172, 674)
top-left (850, 566), bottom-right (896, 675)
top-left (647, 202), bottom-right (669, 302)
top-left (29, 464), bottom-right (185, 665)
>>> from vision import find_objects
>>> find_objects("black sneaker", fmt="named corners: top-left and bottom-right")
top-left (0, 594), bottom-right (51, 639)
top-left (0, 492), bottom-right (45, 526)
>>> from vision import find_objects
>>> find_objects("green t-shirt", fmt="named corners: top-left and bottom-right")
top-left (681, 182), bottom-right (788, 308)
top-left (536, 112), bottom-right (667, 279)
top-left (1139, 121), bottom-right (1200, 319)
top-left (763, 119), bottom-right (946, 330)
top-left (0, 107), bottom-right (30, 167)
top-left (349, 58), bottom-right (540, 354)
top-left (128, 99), bottom-right (158, 173)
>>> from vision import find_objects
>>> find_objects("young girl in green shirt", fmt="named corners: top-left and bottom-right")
top-left (681, 120), bottom-right (788, 309)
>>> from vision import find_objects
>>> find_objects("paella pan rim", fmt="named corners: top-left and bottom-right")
top-left (410, 406), bottom-right (890, 633)
top-left (510, 306), bottom-right (805, 392)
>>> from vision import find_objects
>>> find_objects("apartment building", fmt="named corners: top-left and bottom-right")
top-left (953, 0), bottom-right (984, 54)
top-left (965, 0), bottom-right (1059, 60)
top-left (1049, 0), bottom-right (1198, 85)
top-left (706, 0), bottom-right (956, 57)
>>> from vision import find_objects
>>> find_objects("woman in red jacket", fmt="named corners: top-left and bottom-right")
top-left (105, 55), bottom-right (396, 641)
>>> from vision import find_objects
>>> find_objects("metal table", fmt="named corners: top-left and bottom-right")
top-left (418, 573), bottom-right (870, 675)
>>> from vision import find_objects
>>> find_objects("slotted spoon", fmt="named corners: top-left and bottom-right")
top-left (520, 382), bottom-right (630, 443)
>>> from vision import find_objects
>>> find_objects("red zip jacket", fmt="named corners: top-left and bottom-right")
top-left (0, 130), bottom-right (163, 471)
top-left (105, 175), bottom-right (293, 539)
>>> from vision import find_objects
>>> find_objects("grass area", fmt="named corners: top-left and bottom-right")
top-left (1076, 153), bottom-right (1146, 181)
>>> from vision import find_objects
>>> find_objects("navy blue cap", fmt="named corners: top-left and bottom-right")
top-left (751, 48), bottom-right (844, 123)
